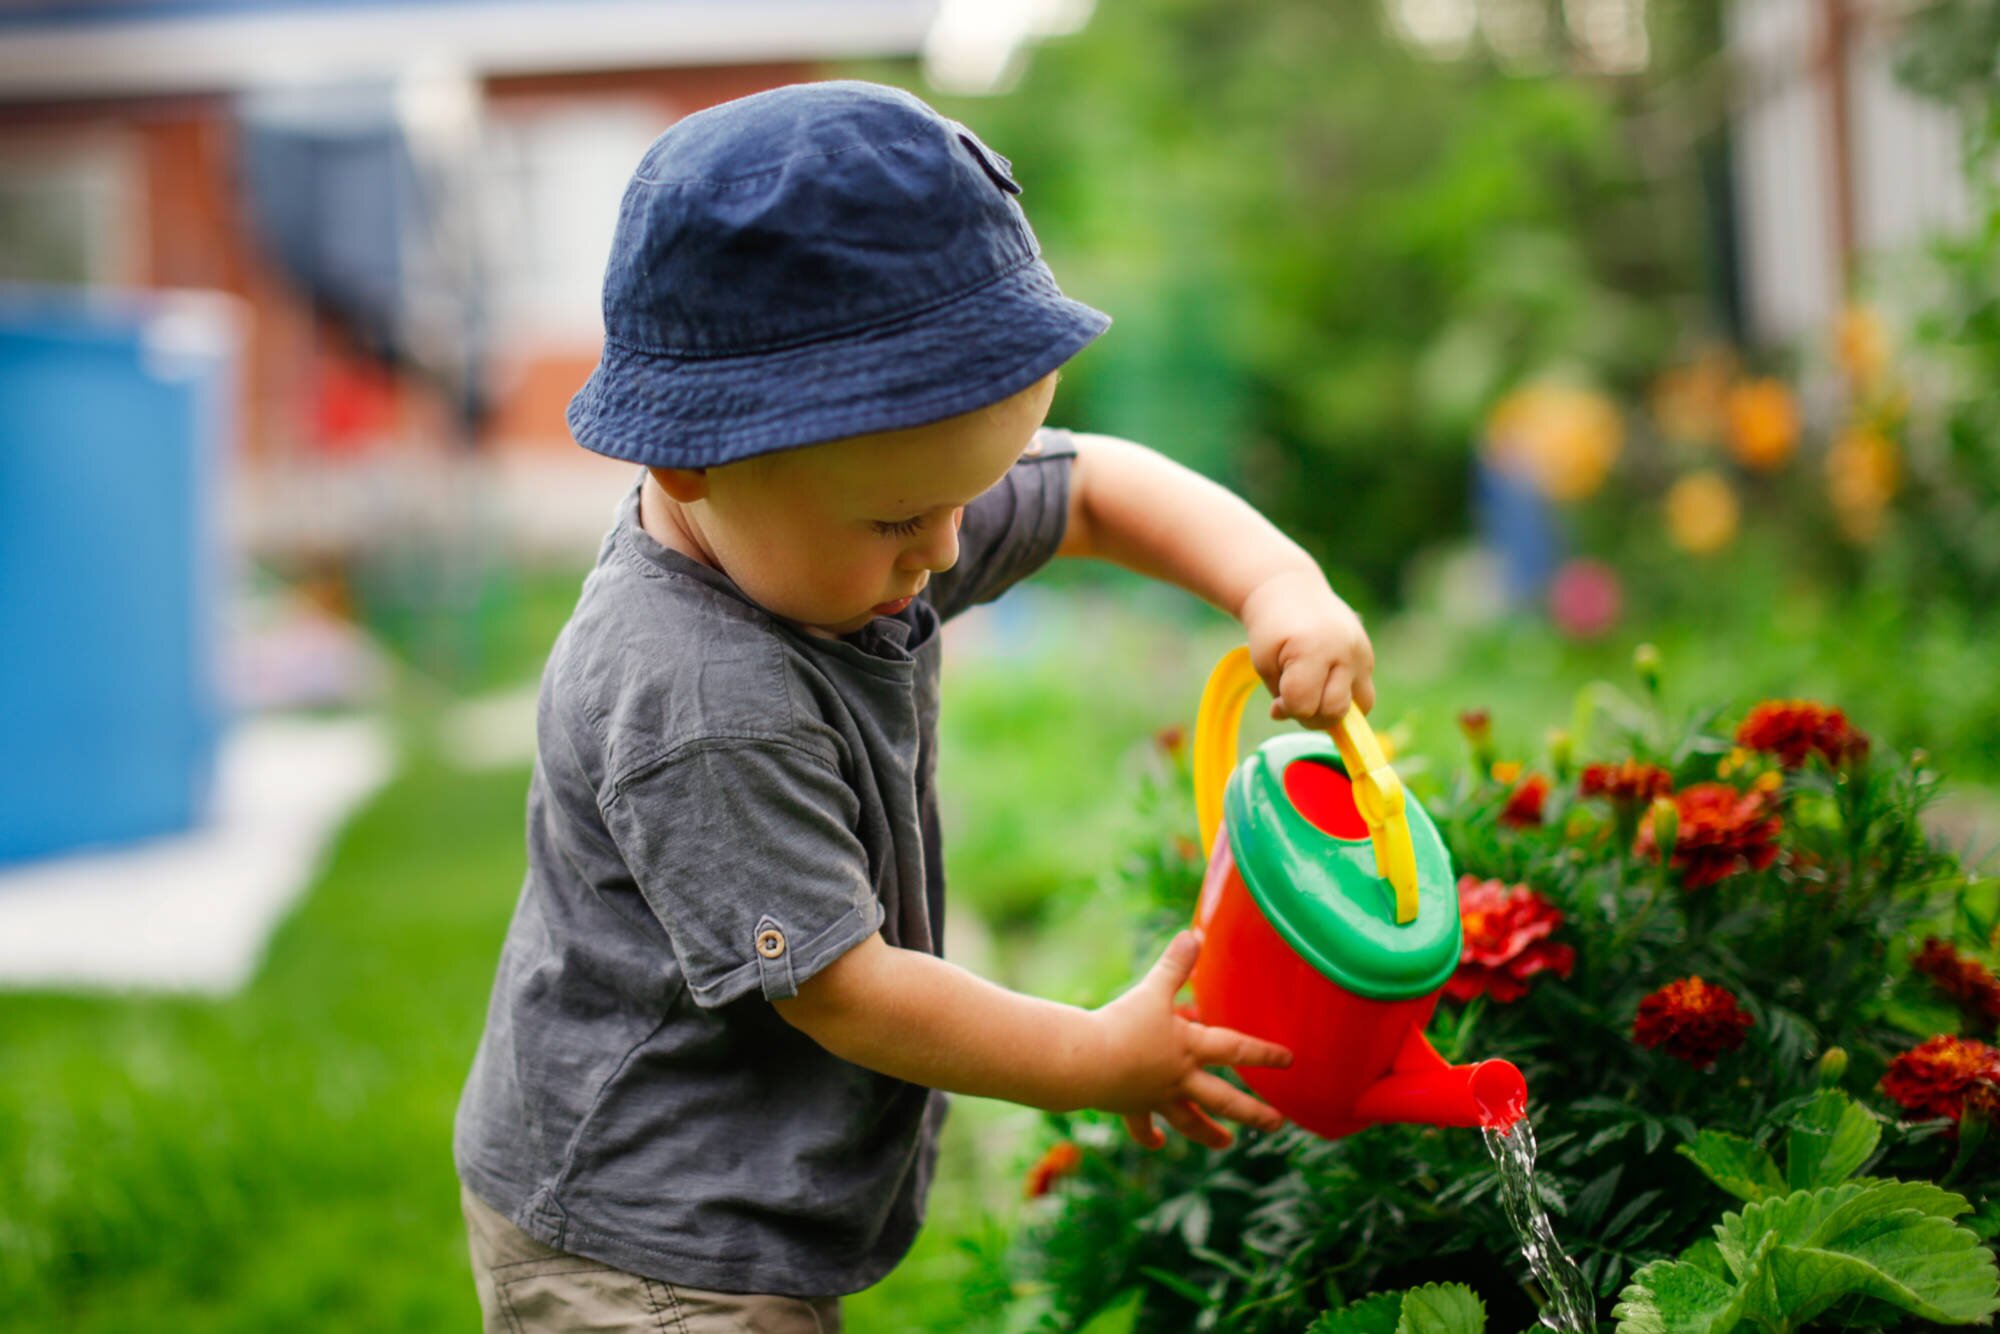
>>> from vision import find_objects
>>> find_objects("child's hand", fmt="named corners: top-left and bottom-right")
top-left (1085, 930), bottom-right (1292, 1149)
top-left (1240, 568), bottom-right (1376, 729)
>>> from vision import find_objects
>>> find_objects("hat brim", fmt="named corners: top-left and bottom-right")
top-left (565, 256), bottom-right (1110, 469)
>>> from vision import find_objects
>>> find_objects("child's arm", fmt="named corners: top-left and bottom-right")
top-left (780, 433), bottom-right (1369, 1149)
top-left (775, 928), bottom-right (1289, 1149)
top-left (1056, 431), bottom-right (1376, 727)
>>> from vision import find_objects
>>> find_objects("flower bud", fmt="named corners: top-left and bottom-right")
top-left (1816, 1046), bottom-right (1848, 1088)
top-left (1634, 643), bottom-right (1662, 695)
top-left (1459, 709), bottom-right (1491, 743)
top-left (1546, 727), bottom-right (1574, 779)
top-left (1647, 794), bottom-right (1679, 857)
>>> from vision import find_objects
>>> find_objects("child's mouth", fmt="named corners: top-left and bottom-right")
top-left (871, 596), bottom-right (915, 616)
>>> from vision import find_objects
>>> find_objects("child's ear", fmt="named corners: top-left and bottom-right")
top-left (648, 466), bottom-right (709, 503)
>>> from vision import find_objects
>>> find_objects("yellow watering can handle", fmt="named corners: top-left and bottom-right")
top-left (1192, 647), bottom-right (1421, 925)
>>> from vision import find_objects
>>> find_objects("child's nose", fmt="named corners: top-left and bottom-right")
top-left (902, 507), bottom-right (963, 573)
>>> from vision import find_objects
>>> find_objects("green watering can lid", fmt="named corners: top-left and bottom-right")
top-left (1223, 732), bottom-right (1462, 1001)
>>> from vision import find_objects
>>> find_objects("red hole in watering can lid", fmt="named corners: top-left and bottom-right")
top-left (1282, 759), bottom-right (1370, 841)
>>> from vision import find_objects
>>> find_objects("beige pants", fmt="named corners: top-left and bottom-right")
top-left (460, 1184), bottom-right (843, 1333)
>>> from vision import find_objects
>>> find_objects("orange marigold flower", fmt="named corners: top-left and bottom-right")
top-left (1633, 976), bottom-right (1753, 1068)
top-left (1637, 783), bottom-right (1781, 890)
top-left (1913, 938), bottom-right (2000, 1032)
top-left (1579, 760), bottom-right (1673, 806)
top-left (1881, 1035), bottom-right (2000, 1123)
top-left (1024, 1141), bottom-right (1083, 1198)
top-left (1736, 700), bottom-right (1870, 769)
top-left (1826, 427), bottom-right (1899, 545)
top-left (1725, 378), bottom-right (1800, 471)
top-left (1500, 773), bottom-right (1550, 828)
top-left (1664, 470), bottom-right (1740, 554)
top-left (1445, 876), bottom-right (1574, 1003)
top-left (1484, 383), bottom-right (1624, 502)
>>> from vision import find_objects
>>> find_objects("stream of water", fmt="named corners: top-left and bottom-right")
top-left (1483, 1114), bottom-right (1596, 1333)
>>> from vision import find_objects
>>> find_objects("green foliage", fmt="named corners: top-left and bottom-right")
top-left (1611, 1179), bottom-right (2000, 1332)
top-left (1309, 1282), bottom-right (1488, 1334)
top-left (861, 0), bottom-right (1713, 602)
top-left (1676, 1089), bottom-right (1881, 1204)
top-left (1013, 647), bottom-right (2000, 1331)
top-left (1676, 1132), bottom-right (1788, 1206)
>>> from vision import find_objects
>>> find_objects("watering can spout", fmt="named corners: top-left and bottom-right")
top-left (1349, 1027), bottom-right (1527, 1132)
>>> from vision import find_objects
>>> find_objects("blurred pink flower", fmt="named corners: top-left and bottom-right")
top-left (1548, 559), bottom-right (1622, 640)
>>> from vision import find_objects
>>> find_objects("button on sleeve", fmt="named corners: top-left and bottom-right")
top-left (602, 739), bottom-right (884, 1008)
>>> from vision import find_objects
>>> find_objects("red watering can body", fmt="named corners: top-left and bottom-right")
top-left (1186, 650), bottom-right (1526, 1140)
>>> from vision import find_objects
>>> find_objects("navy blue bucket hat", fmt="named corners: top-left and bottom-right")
top-left (566, 80), bottom-right (1112, 469)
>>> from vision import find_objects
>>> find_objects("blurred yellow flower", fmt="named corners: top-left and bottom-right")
top-left (1725, 378), bottom-right (1799, 471)
top-left (1491, 760), bottom-right (1523, 785)
top-left (1835, 305), bottom-right (1890, 390)
top-left (1826, 427), bottom-right (1900, 544)
top-left (1650, 348), bottom-right (1735, 446)
top-left (1485, 383), bottom-right (1624, 502)
top-left (1665, 470), bottom-right (1739, 554)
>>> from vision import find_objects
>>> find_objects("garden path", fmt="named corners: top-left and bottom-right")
top-left (0, 714), bottom-right (391, 993)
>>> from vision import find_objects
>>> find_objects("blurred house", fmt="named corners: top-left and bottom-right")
top-left (0, 0), bottom-right (960, 560)
top-left (1728, 0), bottom-right (1972, 343)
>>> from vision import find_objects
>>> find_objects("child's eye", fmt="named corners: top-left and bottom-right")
top-left (872, 515), bottom-right (925, 537)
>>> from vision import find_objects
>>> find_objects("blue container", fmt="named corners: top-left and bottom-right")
top-left (0, 289), bottom-right (234, 864)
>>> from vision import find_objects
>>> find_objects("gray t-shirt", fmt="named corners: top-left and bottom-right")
top-left (453, 429), bottom-right (1075, 1296)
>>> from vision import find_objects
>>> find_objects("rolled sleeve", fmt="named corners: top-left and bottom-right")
top-left (602, 738), bottom-right (885, 1008)
top-left (925, 427), bottom-right (1076, 622)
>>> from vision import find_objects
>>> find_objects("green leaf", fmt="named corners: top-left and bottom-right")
top-left (1676, 1131), bottom-right (1785, 1204)
top-left (1310, 1284), bottom-right (1491, 1334)
top-left (1396, 1283), bottom-right (1487, 1334)
top-left (1308, 1291), bottom-right (1401, 1334)
top-left (1678, 1238), bottom-right (1730, 1281)
top-left (1571, 1164), bottom-right (1624, 1230)
top-left (1602, 1189), bottom-right (1665, 1243)
top-left (1764, 1218), bottom-right (2000, 1326)
top-left (1139, 1265), bottom-right (1214, 1307)
top-left (1611, 1253), bottom-right (1753, 1334)
top-left (1619, 1181), bottom-right (2000, 1333)
top-left (1783, 1089), bottom-right (1881, 1191)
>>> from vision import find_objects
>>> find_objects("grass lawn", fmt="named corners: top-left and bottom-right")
top-left (0, 749), bottom-right (1074, 1331)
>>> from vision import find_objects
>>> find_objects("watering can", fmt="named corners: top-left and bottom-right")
top-left (1187, 648), bottom-right (1527, 1140)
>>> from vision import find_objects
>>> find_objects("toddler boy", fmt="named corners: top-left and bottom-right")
top-left (454, 80), bottom-right (1375, 1332)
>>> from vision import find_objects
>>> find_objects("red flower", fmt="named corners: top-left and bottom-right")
top-left (1637, 783), bottom-right (1781, 890)
top-left (1881, 1036), bottom-right (2000, 1122)
top-left (1633, 977), bottom-right (1753, 1068)
top-left (1024, 1141), bottom-right (1083, 1198)
top-left (1736, 700), bottom-right (1870, 769)
top-left (1579, 760), bottom-right (1673, 806)
top-left (1445, 876), bottom-right (1574, 1003)
top-left (1500, 774), bottom-right (1550, 828)
top-left (1548, 559), bottom-right (1623, 640)
top-left (1912, 938), bottom-right (2000, 1031)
